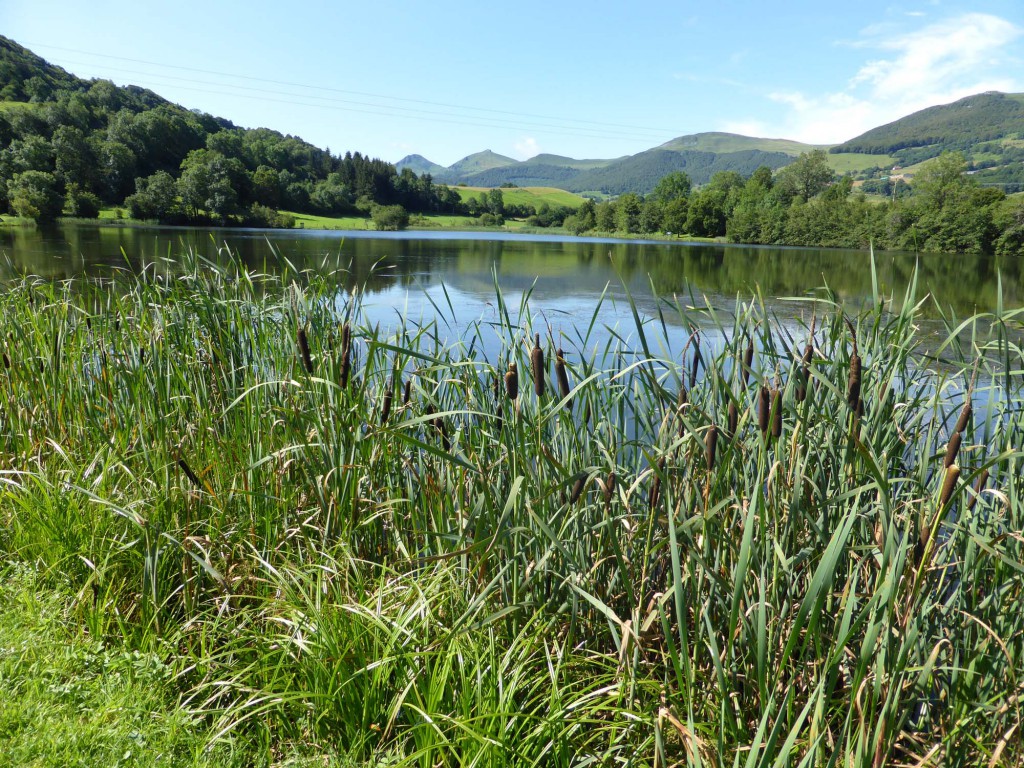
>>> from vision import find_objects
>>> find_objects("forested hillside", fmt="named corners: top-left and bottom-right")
top-left (0, 36), bottom-right (462, 226)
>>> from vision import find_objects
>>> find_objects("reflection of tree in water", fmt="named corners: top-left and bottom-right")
top-left (0, 225), bottom-right (1017, 316)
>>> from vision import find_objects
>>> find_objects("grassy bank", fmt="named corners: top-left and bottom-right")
top-left (1, 253), bottom-right (1022, 766)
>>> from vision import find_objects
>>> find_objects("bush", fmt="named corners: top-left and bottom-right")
top-left (371, 204), bottom-right (410, 231)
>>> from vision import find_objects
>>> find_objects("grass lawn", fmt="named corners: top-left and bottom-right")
top-left (453, 186), bottom-right (586, 208)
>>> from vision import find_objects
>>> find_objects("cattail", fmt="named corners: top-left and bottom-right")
top-left (495, 402), bottom-right (503, 430)
top-left (677, 382), bottom-right (688, 409)
top-left (402, 377), bottom-right (412, 405)
top-left (771, 388), bottom-right (782, 439)
top-left (939, 464), bottom-right (960, 508)
top-left (689, 332), bottom-right (701, 390)
top-left (380, 384), bottom-right (393, 425)
top-left (339, 322), bottom-right (352, 389)
top-left (555, 348), bottom-right (572, 408)
top-left (727, 401), bottom-right (738, 436)
top-left (569, 473), bottom-right (587, 505)
top-left (530, 333), bottom-right (545, 397)
top-left (847, 353), bottom-right (861, 411)
top-left (178, 457), bottom-right (204, 492)
top-left (742, 336), bottom-right (754, 388)
top-left (297, 325), bottom-right (313, 374)
top-left (758, 385), bottom-right (770, 435)
top-left (845, 318), bottom-right (861, 411)
top-left (504, 360), bottom-right (519, 400)
top-left (425, 403), bottom-right (449, 452)
top-left (943, 431), bottom-right (962, 468)
top-left (967, 468), bottom-right (989, 511)
top-left (705, 424), bottom-right (718, 470)
top-left (953, 401), bottom-right (972, 435)
top-left (796, 340), bottom-right (813, 402)
top-left (604, 471), bottom-right (616, 506)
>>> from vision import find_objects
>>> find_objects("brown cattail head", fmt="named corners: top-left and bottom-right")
top-left (178, 457), bottom-right (204, 492)
top-left (425, 403), bottom-right (449, 452)
top-left (555, 347), bottom-right (572, 408)
top-left (727, 401), bottom-right (738, 436)
top-left (505, 360), bottom-right (519, 400)
top-left (340, 322), bottom-right (352, 389)
top-left (954, 401), bottom-right (972, 435)
top-left (771, 389), bottom-right (782, 439)
top-left (402, 376), bottom-right (412, 405)
top-left (380, 385), bottom-right (393, 425)
top-left (677, 382), bottom-right (688, 409)
top-left (604, 470), bottom-right (616, 506)
top-left (967, 468), bottom-right (989, 511)
top-left (939, 464), bottom-right (960, 508)
top-left (705, 424), bottom-right (719, 470)
top-left (569, 473), bottom-right (587, 505)
top-left (297, 325), bottom-right (313, 374)
top-left (689, 332), bottom-right (701, 390)
top-left (531, 333), bottom-right (545, 397)
top-left (847, 352), bottom-right (862, 411)
top-left (742, 336), bottom-right (755, 388)
top-left (943, 431), bottom-right (962, 468)
top-left (758, 385), bottom-right (770, 434)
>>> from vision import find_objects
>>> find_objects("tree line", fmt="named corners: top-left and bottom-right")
top-left (565, 151), bottom-right (1024, 256)
top-left (0, 76), bottom-right (469, 227)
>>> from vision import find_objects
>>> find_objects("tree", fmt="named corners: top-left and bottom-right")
top-left (487, 188), bottom-right (505, 216)
top-left (776, 150), bottom-right (834, 202)
top-left (595, 201), bottom-right (616, 232)
top-left (616, 193), bottom-right (643, 233)
top-left (652, 171), bottom-right (691, 203)
top-left (7, 170), bottom-right (64, 222)
top-left (125, 170), bottom-right (179, 222)
top-left (63, 183), bottom-right (101, 218)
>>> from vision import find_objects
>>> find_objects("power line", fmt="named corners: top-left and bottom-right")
top-left (51, 57), bottom-right (672, 144)
top-left (23, 40), bottom-right (680, 137)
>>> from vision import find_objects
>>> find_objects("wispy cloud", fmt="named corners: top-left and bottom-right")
top-left (745, 13), bottom-right (1022, 143)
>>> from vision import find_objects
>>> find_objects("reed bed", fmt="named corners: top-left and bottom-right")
top-left (1, 250), bottom-right (1023, 767)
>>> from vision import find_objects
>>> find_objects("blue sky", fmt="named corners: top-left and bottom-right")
top-left (6, 1), bottom-right (1024, 166)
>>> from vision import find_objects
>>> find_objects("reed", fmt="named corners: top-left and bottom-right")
top-left (0, 250), bottom-right (1021, 768)
top-left (530, 333), bottom-right (544, 397)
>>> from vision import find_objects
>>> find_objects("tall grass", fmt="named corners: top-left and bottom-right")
top-left (1, 248), bottom-right (1022, 766)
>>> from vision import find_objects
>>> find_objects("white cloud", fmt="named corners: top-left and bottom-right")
top-left (743, 13), bottom-right (1022, 144)
top-left (512, 136), bottom-right (540, 159)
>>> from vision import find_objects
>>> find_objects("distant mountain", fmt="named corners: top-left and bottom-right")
top-left (428, 143), bottom-right (796, 194)
top-left (395, 154), bottom-right (447, 177)
top-left (445, 150), bottom-right (517, 178)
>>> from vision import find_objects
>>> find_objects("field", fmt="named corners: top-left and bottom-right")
top-left (453, 185), bottom-right (586, 208)
top-left (1, 253), bottom-right (1023, 765)
top-left (826, 151), bottom-right (897, 173)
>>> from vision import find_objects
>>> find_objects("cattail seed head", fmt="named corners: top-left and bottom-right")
top-left (530, 333), bottom-right (544, 397)
top-left (742, 337), bottom-right (755, 388)
top-left (339, 322), bottom-right (352, 389)
top-left (771, 388), bottom-right (782, 439)
top-left (967, 468), bottom-right (989, 511)
top-left (569, 473), bottom-right (587, 505)
top-left (847, 353), bottom-right (861, 411)
top-left (402, 377), bottom-right (412, 405)
top-left (689, 334), bottom-right (701, 390)
top-left (758, 385), bottom-right (770, 434)
top-left (939, 464), bottom-right (960, 508)
top-left (380, 386), bottom-right (393, 425)
top-left (705, 424), bottom-right (718, 470)
top-left (504, 360), bottom-right (519, 400)
top-left (555, 348), bottom-right (572, 408)
top-left (943, 431), bottom-right (962, 468)
top-left (604, 471), bottom-right (616, 505)
top-left (297, 326), bottom-right (313, 374)
top-left (727, 401), bottom-right (738, 436)
top-left (954, 401), bottom-right (972, 435)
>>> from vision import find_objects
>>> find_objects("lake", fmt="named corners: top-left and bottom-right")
top-left (1, 224), bottom-right (1019, 365)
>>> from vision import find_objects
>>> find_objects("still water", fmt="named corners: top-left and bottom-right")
top-left (1, 224), bottom-right (1019, 362)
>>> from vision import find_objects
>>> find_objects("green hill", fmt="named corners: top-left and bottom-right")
top-left (658, 132), bottom-right (826, 156)
top-left (395, 154), bottom-right (447, 177)
top-left (453, 186), bottom-right (585, 208)
top-left (833, 92), bottom-right (1024, 158)
top-left (444, 150), bottom-right (517, 177)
